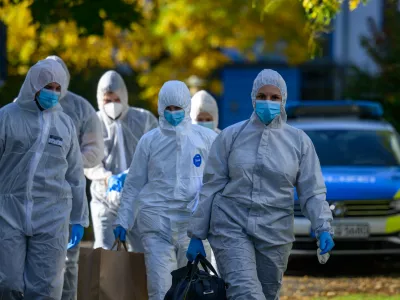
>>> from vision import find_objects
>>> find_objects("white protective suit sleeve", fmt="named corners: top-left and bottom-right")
top-left (297, 132), bottom-right (333, 237)
top-left (188, 132), bottom-right (230, 240)
top-left (0, 125), bottom-right (4, 159)
top-left (73, 99), bottom-right (104, 169)
top-left (84, 164), bottom-right (112, 181)
top-left (66, 126), bottom-right (90, 227)
top-left (47, 55), bottom-right (104, 169)
top-left (115, 136), bottom-right (149, 230)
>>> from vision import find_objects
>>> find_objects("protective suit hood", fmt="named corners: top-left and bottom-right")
top-left (158, 80), bottom-right (192, 134)
top-left (190, 90), bottom-right (219, 131)
top-left (16, 59), bottom-right (66, 111)
top-left (97, 71), bottom-right (129, 121)
top-left (46, 55), bottom-right (70, 98)
top-left (251, 69), bottom-right (288, 126)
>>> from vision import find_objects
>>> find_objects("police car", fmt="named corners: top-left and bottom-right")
top-left (287, 101), bottom-right (400, 255)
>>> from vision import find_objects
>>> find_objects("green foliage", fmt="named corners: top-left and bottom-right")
top-left (1, 0), bottom-right (372, 107)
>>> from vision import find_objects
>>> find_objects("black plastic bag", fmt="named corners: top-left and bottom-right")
top-left (164, 254), bottom-right (226, 300)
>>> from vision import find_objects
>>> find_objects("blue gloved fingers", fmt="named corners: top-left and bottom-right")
top-left (186, 238), bottom-right (205, 262)
top-left (76, 225), bottom-right (83, 240)
top-left (320, 237), bottom-right (335, 255)
top-left (107, 183), bottom-right (121, 194)
top-left (319, 232), bottom-right (335, 255)
top-left (113, 228), bottom-right (118, 240)
top-left (113, 226), bottom-right (127, 242)
top-left (186, 250), bottom-right (195, 262)
top-left (120, 228), bottom-right (126, 242)
top-left (319, 235), bottom-right (327, 252)
top-left (74, 225), bottom-right (84, 241)
top-left (107, 174), bottom-right (123, 194)
top-left (107, 175), bottom-right (119, 188)
top-left (200, 246), bottom-right (206, 257)
top-left (69, 225), bottom-right (84, 249)
top-left (67, 235), bottom-right (78, 250)
top-left (80, 230), bottom-right (84, 240)
top-left (119, 172), bottom-right (128, 186)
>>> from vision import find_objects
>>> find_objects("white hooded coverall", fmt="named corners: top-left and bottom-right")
top-left (190, 90), bottom-right (221, 133)
top-left (85, 70), bottom-right (158, 251)
top-left (0, 59), bottom-right (89, 299)
top-left (190, 89), bottom-right (221, 269)
top-left (115, 81), bottom-right (217, 300)
top-left (188, 69), bottom-right (333, 300)
top-left (46, 55), bottom-right (104, 300)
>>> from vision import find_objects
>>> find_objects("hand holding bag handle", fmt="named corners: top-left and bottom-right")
top-left (183, 254), bottom-right (220, 299)
top-left (197, 254), bottom-right (219, 277)
top-left (183, 256), bottom-right (201, 300)
top-left (111, 238), bottom-right (128, 252)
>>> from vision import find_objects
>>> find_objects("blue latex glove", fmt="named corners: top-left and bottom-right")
top-left (113, 226), bottom-right (127, 242)
top-left (107, 172), bottom-right (128, 194)
top-left (186, 238), bottom-right (206, 262)
top-left (318, 231), bottom-right (335, 255)
top-left (67, 225), bottom-right (84, 250)
top-left (118, 171), bottom-right (128, 186)
top-left (107, 175), bottom-right (122, 194)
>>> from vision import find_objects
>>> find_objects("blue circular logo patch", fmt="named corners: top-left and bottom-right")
top-left (193, 154), bottom-right (202, 167)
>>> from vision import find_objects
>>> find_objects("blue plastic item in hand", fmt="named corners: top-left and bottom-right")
top-left (318, 231), bottom-right (335, 255)
top-left (67, 225), bottom-right (84, 249)
top-left (113, 225), bottom-right (127, 242)
top-left (107, 171), bottom-right (129, 194)
top-left (186, 238), bottom-right (206, 262)
top-left (118, 171), bottom-right (128, 186)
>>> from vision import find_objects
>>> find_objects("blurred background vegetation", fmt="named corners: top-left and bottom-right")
top-left (0, 0), bottom-right (367, 115)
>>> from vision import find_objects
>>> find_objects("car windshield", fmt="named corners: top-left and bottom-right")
top-left (305, 130), bottom-right (400, 166)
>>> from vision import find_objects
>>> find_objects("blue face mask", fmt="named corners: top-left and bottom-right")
top-left (197, 121), bottom-right (214, 130)
top-left (164, 109), bottom-right (185, 126)
top-left (36, 88), bottom-right (60, 110)
top-left (255, 100), bottom-right (281, 125)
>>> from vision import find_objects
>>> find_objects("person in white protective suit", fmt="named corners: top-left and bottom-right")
top-left (85, 70), bottom-right (158, 251)
top-left (186, 69), bottom-right (335, 300)
top-left (0, 59), bottom-right (89, 299)
top-left (114, 81), bottom-right (217, 300)
top-left (190, 90), bottom-right (221, 133)
top-left (46, 55), bottom-right (104, 300)
top-left (190, 90), bottom-right (221, 270)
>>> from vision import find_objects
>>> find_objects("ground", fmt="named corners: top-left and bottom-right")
top-left (281, 255), bottom-right (400, 300)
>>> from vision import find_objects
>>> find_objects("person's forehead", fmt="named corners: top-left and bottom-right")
top-left (198, 111), bottom-right (213, 116)
top-left (257, 85), bottom-right (281, 93)
top-left (45, 82), bottom-right (61, 88)
top-left (104, 92), bottom-right (119, 98)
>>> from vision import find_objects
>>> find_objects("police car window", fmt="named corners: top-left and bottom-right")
top-left (305, 130), bottom-right (400, 166)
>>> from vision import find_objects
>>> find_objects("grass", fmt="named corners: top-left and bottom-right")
top-left (315, 296), bottom-right (400, 300)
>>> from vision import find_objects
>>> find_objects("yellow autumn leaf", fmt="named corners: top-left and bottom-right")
top-left (350, 0), bottom-right (362, 10)
top-left (1, 0), bottom-right (360, 103)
